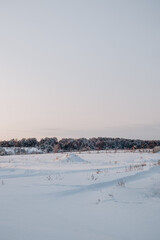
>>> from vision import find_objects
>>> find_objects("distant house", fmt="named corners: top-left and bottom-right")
top-left (0, 148), bottom-right (6, 156)
top-left (153, 146), bottom-right (160, 153)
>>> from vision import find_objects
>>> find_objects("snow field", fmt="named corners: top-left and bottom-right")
top-left (0, 151), bottom-right (160, 240)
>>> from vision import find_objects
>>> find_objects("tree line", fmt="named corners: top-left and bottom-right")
top-left (0, 137), bottom-right (160, 153)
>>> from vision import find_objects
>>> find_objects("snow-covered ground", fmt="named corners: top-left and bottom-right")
top-left (0, 151), bottom-right (160, 240)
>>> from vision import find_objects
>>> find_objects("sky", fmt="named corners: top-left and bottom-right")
top-left (0, 0), bottom-right (160, 140)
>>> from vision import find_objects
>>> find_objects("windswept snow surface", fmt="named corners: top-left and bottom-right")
top-left (0, 151), bottom-right (160, 240)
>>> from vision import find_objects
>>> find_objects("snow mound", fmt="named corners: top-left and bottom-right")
top-left (60, 153), bottom-right (88, 164)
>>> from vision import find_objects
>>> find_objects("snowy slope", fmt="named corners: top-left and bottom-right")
top-left (0, 151), bottom-right (160, 240)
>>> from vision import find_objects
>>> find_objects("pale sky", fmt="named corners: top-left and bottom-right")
top-left (0, 0), bottom-right (160, 140)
